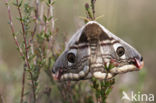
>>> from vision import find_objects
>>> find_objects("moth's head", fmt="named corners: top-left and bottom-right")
top-left (52, 21), bottom-right (144, 81)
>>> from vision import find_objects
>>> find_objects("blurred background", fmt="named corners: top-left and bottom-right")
top-left (0, 0), bottom-right (156, 103)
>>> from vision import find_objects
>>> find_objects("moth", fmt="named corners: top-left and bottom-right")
top-left (52, 21), bottom-right (144, 81)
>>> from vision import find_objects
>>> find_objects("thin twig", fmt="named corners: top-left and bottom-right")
top-left (50, 0), bottom-right (55, 33)
top-left (44, 7), bottom-right (50, 33)
top-left (20, 64), bottom-right (26, 103)
top-left (15, 0), bottom-right (36, 102)
top-left (4, 0), bottom-right (24, 58)
top-left (91, 0), bottom-right (96, 19)
top-left (29, 0), bottom-right (40, 66)
top-left (44, 0), bottom-right (55, 33)
top-left (39, 4), bottom-right (44, 32)
top-left (31, 0), bottom-right (39, 39)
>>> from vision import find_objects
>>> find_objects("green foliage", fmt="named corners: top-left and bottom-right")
top-left (91, 77), bottom-right (115, 103)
